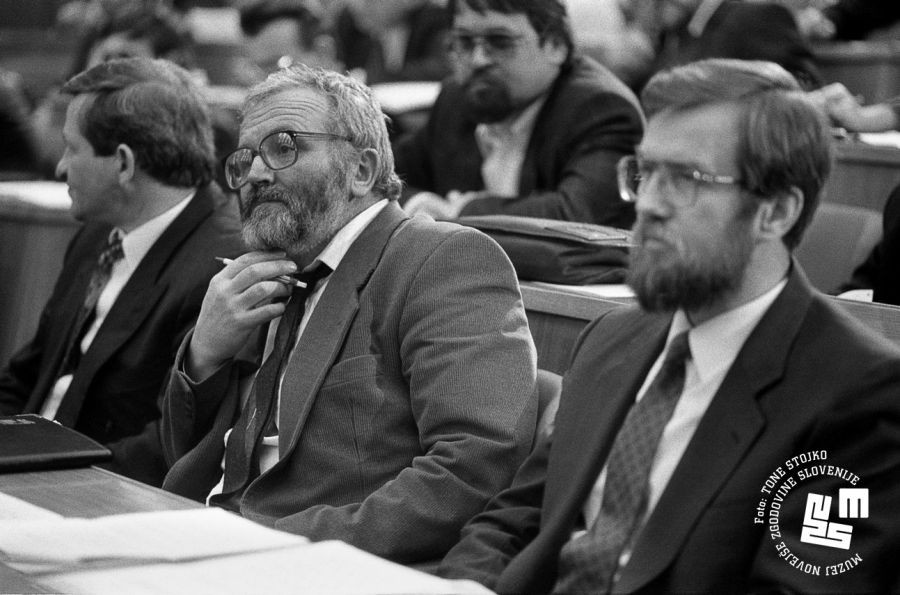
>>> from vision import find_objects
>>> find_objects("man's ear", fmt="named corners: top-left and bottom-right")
top-left (756, 186), bottom-right (803, 242)
top-left (349, 148), bottom-right (379, 198)
top-left (543, 36), bottom-right (568, 67)
top-left (115, 144), bottom-right (136, 185)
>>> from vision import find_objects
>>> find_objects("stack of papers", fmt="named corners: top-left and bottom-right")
top-left (0, 508), bottom-right (493, 594)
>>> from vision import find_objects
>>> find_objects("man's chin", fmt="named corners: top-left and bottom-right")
top-left (461, 84), bottom-right (513, 122)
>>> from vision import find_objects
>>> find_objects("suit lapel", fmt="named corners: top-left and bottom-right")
top-left (545, 314), bottom-right (670, 530)
top-left (25, 233), bottom-right (104, 413)
top-left (277, 202), bottom-right (409, 455)
top-left (618, 264), bottom-right (815, 592)
top-left (54, 188), bottom-right (217, 424)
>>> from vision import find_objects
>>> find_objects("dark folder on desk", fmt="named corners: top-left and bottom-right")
top-left (456, 215), bottom-right (632, 285)
top-left (0, 414), bottom-right (111, 472)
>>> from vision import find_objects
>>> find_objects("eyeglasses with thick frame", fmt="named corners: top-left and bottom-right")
top-left (616, 155), bottom-right (745, 207)
top-left (447, 30), bottom-right (527, 59)
top-left (223, 130), bottom-right (351, 189)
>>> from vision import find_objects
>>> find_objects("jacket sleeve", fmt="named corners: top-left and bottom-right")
top-left (0, 322), bottom-right (46, 415)
top-left (437, 430), bottom-right (551, 590)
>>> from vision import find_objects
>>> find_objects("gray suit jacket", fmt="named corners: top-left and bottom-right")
top-left (440, 264), bottom-right (900, 593)
top-left (162, 202), bottom-right (538, 564)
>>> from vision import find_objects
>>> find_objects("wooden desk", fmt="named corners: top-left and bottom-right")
top-left (522, 282), bottom-right (900, 375)
top-left (0, 466), bottom-right (462, 594)
top-left (825, 142), bottom-right (900, 212)
top-left (0, 466), bottom-right (201, 593)
top-left (1, 466), bottom-right (200, 517)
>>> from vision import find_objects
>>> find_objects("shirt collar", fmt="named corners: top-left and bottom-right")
top-left (304, 199), bottom-right (389, 274)
top-left (668, 277), bottom-right (788, 383)
top-left (119, 190), bottom-right (195, 269)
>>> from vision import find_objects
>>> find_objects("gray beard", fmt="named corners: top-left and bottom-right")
top-left (240, 166), bottom-right (347, 257)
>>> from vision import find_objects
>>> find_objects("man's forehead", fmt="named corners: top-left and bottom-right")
top-left (640, 103), bottom-right (741, 164)
top-left (240, 88), bottom-right (331, 140)
top-left (453, 6), bottom-right (535, 33)
top-left (63, 94), bottom-right (91, 134)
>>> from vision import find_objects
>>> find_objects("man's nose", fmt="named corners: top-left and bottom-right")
top-left (55, 155), bottom-right (67, 181)
top-left (246, 154), bottom-right (275, 185)
top-left (468, 42), bottom-right (494, 69)
top-left (635, 171), bottom-right (671, 217)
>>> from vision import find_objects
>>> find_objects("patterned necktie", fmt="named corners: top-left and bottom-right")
top-left (59, 229), bottom-right (124, 374)
top-left (554, 331), bottom-right (692, 594)
top-left (216, 263), bottom-right (332, 503)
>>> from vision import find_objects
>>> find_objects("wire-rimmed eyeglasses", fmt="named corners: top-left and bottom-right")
top-left (447, 31), bottom-right (526, 59)
top-left (223, 130), bottom-right (351, 190)
top-left (616, 155), bottom-right (745, 207)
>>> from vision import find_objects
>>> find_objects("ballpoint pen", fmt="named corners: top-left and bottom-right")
top-left (214, 257), bottom-right (307, 288)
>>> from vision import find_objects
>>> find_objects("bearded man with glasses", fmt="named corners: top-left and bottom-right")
top-left (396, 0), bottom-right (644, 227)
top-left (160, 64), bottom-right (538, 567)
top-left (438, 59), bottom-right (900, 594)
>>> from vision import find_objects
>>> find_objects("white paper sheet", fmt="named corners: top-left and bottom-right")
top-left (0, 507), bottom-right (306, 572)
top-left (36, 540), bottom-right (494, 595)
top-left (0, 492), bottom-right (63, 521)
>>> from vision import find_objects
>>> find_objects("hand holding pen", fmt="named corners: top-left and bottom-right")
top-left (215, 257), bottom-right (307, 288)
top-left (186, 252), bottom-right (299, 381)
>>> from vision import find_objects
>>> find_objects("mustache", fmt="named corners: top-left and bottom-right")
top-left (464, 68), bottom-right (502, 86)
top-left (240, 185), bottom-right (289, 219)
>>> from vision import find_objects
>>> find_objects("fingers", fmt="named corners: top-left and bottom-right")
top-left (217, 251), bottom-right (298, 287)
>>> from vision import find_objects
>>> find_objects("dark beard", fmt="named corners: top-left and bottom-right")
top-left (240, 162), bottom-right (347, 256)
top-left (627, 214), bottom-right (755, 313)
top-left (460, 72), bottom-right (515, 123)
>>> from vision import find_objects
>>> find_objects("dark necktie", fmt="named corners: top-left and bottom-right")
top-left (215, 263), bottom-right (332, 504)
top-left (554, 331), bottom-right (692, 594)
top-left (59, 230), bottom-right (125, 376)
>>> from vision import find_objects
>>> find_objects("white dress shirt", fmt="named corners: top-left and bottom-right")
top-left (474, 95), bottom-right (547, 198)
top-left (577, 277), bottom-right (788, 570)
top-left (41, 192), bottom-right (194, 419)
top-left (207, 199), bottom-right (389, 501)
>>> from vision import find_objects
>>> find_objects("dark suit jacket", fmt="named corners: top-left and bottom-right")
top-left (394, 55), bottom-right (644, 228)
top-left (0, 184), bottom-right (244, 486)
top-left (161, 202), bottom-right (538, 564)
top-left (842, 184), bottom-right (900, 305)
top-left (439, 264), bottom-right (900, 593)
top-left (333, 3), bottom-right (451, 84)
top-left (645, 1), bottom-right (823, 91)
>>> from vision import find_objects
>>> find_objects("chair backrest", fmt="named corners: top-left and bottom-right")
top-left (795, 202), bottom-right (882, 294)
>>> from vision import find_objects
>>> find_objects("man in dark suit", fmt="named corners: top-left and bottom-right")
top-left (0, 58), bottom-right (244, 486)
top-left (160, 64), bottom-right (537, 565)
top-left (395, 0), bottom-right (643, 227)
top-left (439, 59), bottom-right (900, 593)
